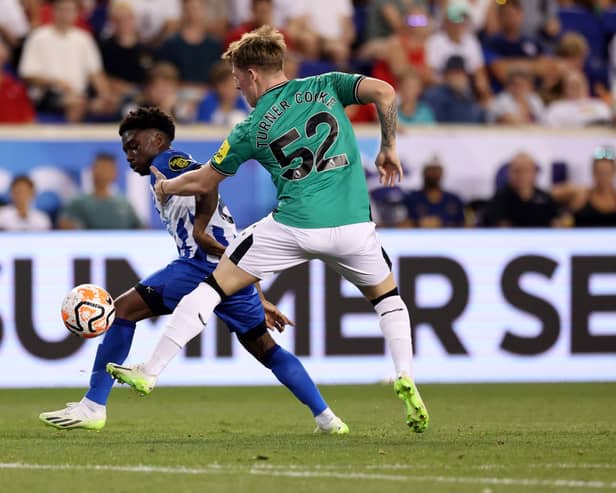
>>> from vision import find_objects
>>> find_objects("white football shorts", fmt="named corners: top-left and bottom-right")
top-left (226, 214), bottom-right (392, 287)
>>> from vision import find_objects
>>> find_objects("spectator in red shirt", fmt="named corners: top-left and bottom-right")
top-left (0, 36), bottom-right (35, 123)
top-left (224, 0), bottom-right (292, 49)
top-left (362, 2), bottom-right (433, 88)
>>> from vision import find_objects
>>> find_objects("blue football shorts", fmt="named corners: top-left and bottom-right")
top-left (135, 256), bottom-right (264, 335)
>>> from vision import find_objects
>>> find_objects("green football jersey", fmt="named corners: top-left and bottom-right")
top-left (210, 72), bottom-right (371, 228)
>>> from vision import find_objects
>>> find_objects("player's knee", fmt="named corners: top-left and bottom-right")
top-left (238, 324), bottom-right (274, 363)
top-left (204, 274), bottom-right (228, 300)
top-left (122, 285), bottom-right (161, 321)
top-left (113, 292), bottom-right (142, 321)
top-left (370, 287), bottom-right (400, 307)
top-left (371, 288), bottom-right (411, 322)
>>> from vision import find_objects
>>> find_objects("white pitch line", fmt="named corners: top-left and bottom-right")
top-left (0, 463), bottom-right (615, 490)
top-left (250, 469), bottom-right (616, 489)
top-left (0, 463), bottom-right (234, 475)
top-left (537, 464), bottom-right (616, 470)
top-left (224, 463), bottom-right (616, 471)
top-left (363, 463), bottom-right (616, 471)
top-left (250, 469), bottom-right (409, 481)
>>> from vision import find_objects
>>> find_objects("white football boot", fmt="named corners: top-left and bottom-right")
top-left (39, 401), bottom-right (106, 431)
top-left (314, 415), bottom-right (350, 435)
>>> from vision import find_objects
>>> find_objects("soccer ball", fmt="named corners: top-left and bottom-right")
top-left (61, 284), bottom-right (116, 338)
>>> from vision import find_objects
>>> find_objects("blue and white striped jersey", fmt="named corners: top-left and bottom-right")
top-left (150, 149), bottom-right (236, 261)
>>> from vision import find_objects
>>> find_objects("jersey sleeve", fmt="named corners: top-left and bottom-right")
top-left (151, 151), bottom-right (201, 181)
top-left (210, 119), bottom-right (253, 176)
top-left (325, 72), bottom-right (366, 107)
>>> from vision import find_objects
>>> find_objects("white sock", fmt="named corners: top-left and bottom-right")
top-left (142, 335), bottom-right (182, 377)
top-left (143, 282), bottom-right (221, 377)
top-left (80, 397), bottom-right (105, 414)
top-left (374, 295), bottom-right (414, 379)
top-left (314, 407), bottom-right (336, 427)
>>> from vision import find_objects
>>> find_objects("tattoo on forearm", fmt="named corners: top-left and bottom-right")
top-left (378, 100), bottom-right (397, 149)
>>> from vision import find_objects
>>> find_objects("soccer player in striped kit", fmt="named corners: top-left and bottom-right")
top-left (40, 107), bottom-right (347, 434)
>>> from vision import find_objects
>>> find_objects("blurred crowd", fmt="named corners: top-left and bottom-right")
top-left (1, 0), bottom-right (616, 232)
top-left (0, 0), bottom-right (615, 126)
top-left (1, 144), bottom-right (615, 231)
top-left (368, 145), bottom-right (616, 228)
top-left (0, 152), bottom-right (142, 230)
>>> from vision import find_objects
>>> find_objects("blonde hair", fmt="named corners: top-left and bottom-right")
top-left (556, 32), bottom-right (589, 58)
top-left (110, 0), bottom-right (135, 17)
top-left (222, 25), bottom-right (286, 72)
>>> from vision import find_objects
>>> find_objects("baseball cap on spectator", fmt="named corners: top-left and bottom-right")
top-left (444, 55), bottom-right (467, 73)
top-left (447, 3), bottom-right (470, 24)
top-left (593, 146), bottom-right (616, 162)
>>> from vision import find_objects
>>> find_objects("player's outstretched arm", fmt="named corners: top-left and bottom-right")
top-left (356, 77), bottom-right (403, 186)
top-left (193, 189), bottom-right (227, 258)
top-left (151, 162), bottom-right (226, 203)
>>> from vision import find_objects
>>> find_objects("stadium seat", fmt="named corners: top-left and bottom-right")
top-left (30, 166), bottom-right (80, 203)
top-left (494, 162), bottom-right (509, 190)
top-left (551, 161), bottom-right (569, 184)
top-left (34, 190), bottom-right (62, 224)
top-left (36, 112), bottom-right (66, 124)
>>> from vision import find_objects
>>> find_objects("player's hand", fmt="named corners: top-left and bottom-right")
top-left (262, 299), bottom-right (294, 333)
top-left (375, 148), bottom-right (403, 186)
top-left (150, 166), bottom-right (169, 204)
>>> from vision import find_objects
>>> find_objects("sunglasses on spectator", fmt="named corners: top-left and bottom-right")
top-left (593, 146), bottom-right (616, 161)
top-left (406, 14), bottom-right (429, 27)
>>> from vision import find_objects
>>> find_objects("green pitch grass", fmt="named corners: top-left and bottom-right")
top-left (1, 383), bottom-right (615, 493)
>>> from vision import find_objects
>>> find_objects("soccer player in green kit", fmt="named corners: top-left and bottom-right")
top-left (108, 25), bottom-right (429, 433)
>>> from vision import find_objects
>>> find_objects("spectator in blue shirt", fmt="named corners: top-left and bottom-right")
top-left (404, 159), bottom-right (466, 228)
top-left (195, 61), bottom-right (250, 125)
top-left (483, 0), bottom-right (552, 88)
top-left (422, 55), bottom-right (486, 123)
top-left (156, 0), bottom-right (222, 87)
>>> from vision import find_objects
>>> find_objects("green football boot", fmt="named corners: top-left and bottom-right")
top-left (394, 376), bottom-right (429, 433)
top-left (106, 363), bottom-right (157, 395)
